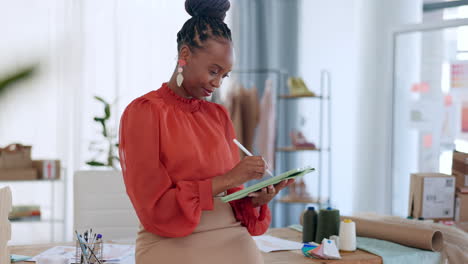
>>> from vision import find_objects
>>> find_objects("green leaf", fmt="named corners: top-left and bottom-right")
top-left (101, 122), bottom-right (108, 137)
top-left (94, 96), bottom-right (107, 104)
top-left (104, 104), bottom-right (111, 119)
top-left (86, 161), bottom-right (106, 166)
top-left (0, 65), bottom-right (38, 94)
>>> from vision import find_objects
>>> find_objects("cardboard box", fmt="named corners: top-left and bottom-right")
top-left (453, 151), bottom-right (468, 174)
top-left (455, 192), bottom-right (468, 222)
top-left (32, 160), bottom-right (60, 179)
top-left (0, 144), bottom-right (32, 169)
top-left (453, 171), bottom-right (468, 189)
top-left (453, 151), bottom-right (468, 188)
top-left (0, 168), bottom-right (38, 181)
top-left (458, 186), bottom-right (468, 194)
top-left (408, 173), bottom-right (455, 220)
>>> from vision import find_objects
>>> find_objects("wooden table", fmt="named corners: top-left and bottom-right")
top-left (10, 228), bottom-right (382, 264)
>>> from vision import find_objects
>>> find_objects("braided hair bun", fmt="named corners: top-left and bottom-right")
top-left (185, 0), bottom-right (230, 21)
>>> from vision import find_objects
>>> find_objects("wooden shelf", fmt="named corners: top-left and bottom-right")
top-left (10, 218), bottom-right (64, 224)
top-left (279, 94), bottom-right (322, 99)
top-left (277, 197), bottom-right (321, 204)
top-left (276, 146), bottom-right (320, 152)
top-left (0, 178), bottom-right (62, 182)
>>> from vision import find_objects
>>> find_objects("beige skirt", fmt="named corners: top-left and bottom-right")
top-left (135, 198), bottom-right (264, 264)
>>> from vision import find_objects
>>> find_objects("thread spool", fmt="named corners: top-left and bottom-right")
top-left (302, 206), bottom-right (318, 243)
top-left (338, 219), bottom-right (356, 251)
top-left (315, 207), bottom-right (340, 243)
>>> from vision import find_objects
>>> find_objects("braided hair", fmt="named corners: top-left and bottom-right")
top-left (177, 0), bottom-right (232, 52)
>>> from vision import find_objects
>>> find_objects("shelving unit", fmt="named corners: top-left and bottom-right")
top-left (1, 169), bottom-right (67, 244)
top-left (278, 94), bottom-right (325, 99)
top-left (276, 147), bottom-right (321, 152)
top-left (230, 69), bottom-right (332, 227)
top-left (277, 197), bottom-right (322, 204)
top-left (274, 70), bottom-right (332, 227)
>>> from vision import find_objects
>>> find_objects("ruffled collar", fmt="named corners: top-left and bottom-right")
top-left (157, 82), bottom-right (204, 112)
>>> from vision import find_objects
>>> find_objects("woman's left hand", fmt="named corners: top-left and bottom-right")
top-left (248, 179), bottom-right (295, 207)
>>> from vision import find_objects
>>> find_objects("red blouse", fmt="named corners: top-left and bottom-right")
top-left (119, 83), bottom-right (271, 237)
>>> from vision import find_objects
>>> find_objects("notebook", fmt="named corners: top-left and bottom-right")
top-left (221, 166), bottom-right (315, 202)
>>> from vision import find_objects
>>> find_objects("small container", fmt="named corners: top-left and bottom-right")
top-left (302, 206), bottom-right (318, 243)
top-left (75, 238), bottom-right (103, 264)
top-left (338, 219), bottom-right (356, 251)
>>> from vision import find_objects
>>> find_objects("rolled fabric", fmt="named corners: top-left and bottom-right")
top-left (343, 216), bottom-right (443, 252)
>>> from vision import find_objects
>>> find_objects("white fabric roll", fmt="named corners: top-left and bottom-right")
top-left (339, 220), bottom-right (357, 251)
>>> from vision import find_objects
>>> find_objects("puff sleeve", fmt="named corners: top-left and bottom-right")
top-left (228, 187), bottom-right (271, 236)
top-left (119, 98), bottom-right (214, 238)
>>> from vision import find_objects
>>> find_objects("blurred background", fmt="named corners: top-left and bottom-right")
top-left (1, 0), bottom-right (468, 245)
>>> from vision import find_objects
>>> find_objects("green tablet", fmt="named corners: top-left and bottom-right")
top-left (221, 166), bottom-right (315, 203)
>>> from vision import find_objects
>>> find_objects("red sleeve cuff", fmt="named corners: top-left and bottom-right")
top-left (258, 204), bottom-right (268, 221)
top-left (198, 179), bottom-right (214, 210)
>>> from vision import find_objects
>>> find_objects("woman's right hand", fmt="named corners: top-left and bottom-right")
top-left (226, 156), bottom-right (266, 186)
top-left (212, 156), bottom-right (267, 196)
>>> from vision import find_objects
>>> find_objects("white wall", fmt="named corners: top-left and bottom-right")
top-left (0, 0), bottom-right (81, 244)
top-left (353, 0), bottom-right (422, 214)
top-left (299, 0), bottom-right (422, 215)
top-left (298, 0), bottom-right (360, 214)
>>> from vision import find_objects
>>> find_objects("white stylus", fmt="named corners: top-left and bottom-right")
top-left (233, 139), bottom-right (274, 177)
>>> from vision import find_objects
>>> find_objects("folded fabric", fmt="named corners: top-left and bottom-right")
top-left (322, 239), bottom-right (341, 259)
top-left (357, 236), bottom-right (440, 264)
top-left (253, 235), bottom-right (303, 253)
top-left (11, 254), bottom-right (32, 262)
top-left (302, 243), bottom-right (319, 258)
top-left (288, 224), bottom-right (303, 233)
top-left (302, 239), bottom-right (341, 260)
top-left (221, 167), bottom-right (315, 202)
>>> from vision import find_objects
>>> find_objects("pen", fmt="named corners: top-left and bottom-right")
top-left (75, 231), bottom-right (89, 264)
top-left (232, 139), bottom-right (274, 177)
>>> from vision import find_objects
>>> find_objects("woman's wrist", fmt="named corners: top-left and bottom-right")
top-left (211, 173), bottom-right (236, 196)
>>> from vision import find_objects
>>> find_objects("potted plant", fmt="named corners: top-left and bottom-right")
top-left (86, 96), bottom-right (120, 169)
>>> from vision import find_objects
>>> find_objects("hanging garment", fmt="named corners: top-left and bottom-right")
top-left (256, 79), bottom-right (276, 169)
top-left (240, 85), bottom-right (260, 156)
top-left (226, 82), bottom-right (244, 157)
top-left (226, 83), bottom-right (260, 159)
